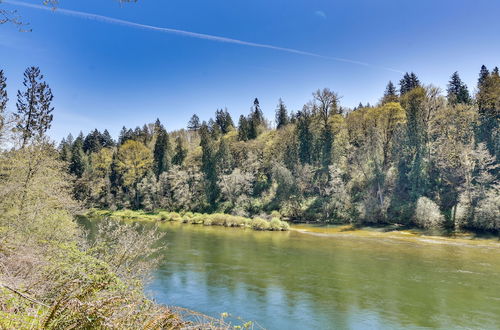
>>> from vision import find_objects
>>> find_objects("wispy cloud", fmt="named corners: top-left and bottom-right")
top-left (314, 10), bottom-right (327, 19)
top-left (3, 0), bottom-right (403, 73)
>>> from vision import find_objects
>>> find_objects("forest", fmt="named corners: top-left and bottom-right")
top-left (44, 66), bottom-right (500, 232)
top-left (1, 64), bottom-right (499, 327)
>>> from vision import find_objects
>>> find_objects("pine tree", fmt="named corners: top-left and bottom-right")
top-left (199, 122), bottom-right (219, 207)
top-left (399, 72), bottom-right (421, 95)
top-left (237, 115), bottom-right (249, 141)
top-left (275, 98), bottom-right (289, 129)
top-left (101, 129), bottom-right (115, 147)
top-left (248, 98), bottom-right (264, 139)
top-left (296, 108), bottom-right (313, 164)
top-left (447, 72), bottom-right (471, 105)
top-left (172, 136), bottom-right (187, 166)
top-left (215, 108), bottom-right (234, 134)
top-left (188, 114), bottom-right (201, 131)
top-left (478, 65), bottom-right (490, 89)
top-left (382, 81), bottom-right (398, 104)
top-left (153, 125), bottom-right (171, 177)
top-left (0, 70), bottom-right (7, 138)
top-left (83, 129), bottom-right (103, 153)
top-left (216, 138), bottom-right (233, 175)
top-left (69, 133), bottom-right (87, 178)
top-left (15, 67), bottom-right (54, 146)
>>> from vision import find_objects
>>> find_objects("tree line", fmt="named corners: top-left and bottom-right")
top-left (1, 65), bottom-right (499, 232)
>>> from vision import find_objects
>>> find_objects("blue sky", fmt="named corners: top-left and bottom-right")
top-left (1, 0), bottom-right (499, 141)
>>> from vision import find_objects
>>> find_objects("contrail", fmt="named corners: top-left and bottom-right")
top-left (3, 0), bottom-right (403, 73)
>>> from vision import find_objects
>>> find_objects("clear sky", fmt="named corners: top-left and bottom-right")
top-left (1, 0), bottom-right (499, 141)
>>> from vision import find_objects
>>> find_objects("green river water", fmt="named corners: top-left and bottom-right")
top-left (145, 223), bottom-right (500, 329)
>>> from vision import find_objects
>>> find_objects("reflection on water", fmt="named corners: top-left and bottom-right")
top-left (147, 223), bottom-right (500, 329)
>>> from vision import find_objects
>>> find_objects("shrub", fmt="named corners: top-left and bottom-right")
top-left (269, 218), bottom-right (283, 231)
top-left (414, 197), bottom-right (445, 229)
top-left (251, 218), bottom-right (270, 231)
top-left (473, 189), bottom-right (500, 231)
top-left (168, 212), bottom-right (182, 222)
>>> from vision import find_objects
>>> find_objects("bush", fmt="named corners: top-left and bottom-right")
top-left (473, 189), bottom-right (500, 231)
top-left (251, 218), bottom-right (270, 230)
top-left (414, 197), bottom-right (445, 229)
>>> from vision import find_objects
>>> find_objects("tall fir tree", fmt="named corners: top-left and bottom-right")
top-left (275, 98), bottom-right (289, 129)
top-left (199, 122), bottom-right (219, 207)
top-left (101, 129), bottom-right (115, 147)
top-left (15, 67), bottom-right (54, 146)
top-left (172, 136), bottom-right (187, 166)
top-left (187, 114), bottom-right (201, 131)
top-left (399, 72), bottom-right (421, 95)
top-left (447, 72), bottom-right (471, 105)
top-left (153, 124), bottom-right (171, 177)
top-left (0, 70), bottom-right (7, 137)
top-left (296, 108), bottom-right (313, 164)
top-left (215, 108), bottom-right (234, 134)
top-left (478, 65), bottom-right (490, 89)
top-left (237, 115), bottom-right (249, 141)
top-left (382, 81), bottom-right (398, 104)
top-left (69, 133), bottom-right (87, 178)
top-left (248, 98), bottom-right (264, 139)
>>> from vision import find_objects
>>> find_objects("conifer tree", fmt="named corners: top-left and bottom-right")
top-left (172, 136), bottom-right (187, 166)
top-left (153, 125), bottom-right (171, 177)
top-left (248, 98), bottom-right (264, 139)
top-left (399, 72), bottom-right (421, 95)
top-left (101, 129), bottom-right (115, 147)
top-left (15, 67), bottom-right (54, 146)
top-left (382, 81), bottom-right (398, 104)
top-left (447, 71), bottom-right (471, 105)
top-left (275, 98), bottom-right (289, 129)
top-left (478, 65), bottom-right (490, 89)
top-left (0, 70), bottom-right (7, 138)
top-left (199, 122), bottom-right (219, 207)
top-left (237, 115), bottom-right (249, 141)
top-left (69, 133), bottom-right (87, 178)
top-left (188, 114), bottom-right (201, 131)
top-left (296, 108), bottom-right (313, 164)
top-left (215, 108), bottom-right (234, 134)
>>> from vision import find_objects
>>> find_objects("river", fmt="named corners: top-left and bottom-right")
top-left (146, 222), bottom-right (500, 329)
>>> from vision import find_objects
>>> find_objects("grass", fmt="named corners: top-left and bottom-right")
top-left (87, 209), bottom-right (290, 232)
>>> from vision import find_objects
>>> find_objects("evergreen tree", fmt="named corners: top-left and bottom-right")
top-left (478, 65), bottom-right (490, 88)
top-left (188, 114), bottom-right (201, 131)
top-left (83, 129), bottom-right (103, 153)
top-left (237, 115), bottom-right (249, 141)
top-left (382, 81), bottom-right (398, 104)
top-left (447, 72), bottom-right (471, 105)
top-left (199, 122), bottom-right (219, 207)
top-left (59, 133), bottom-right (73, 163)
top-left (215, 108), bottom-right (234, 134)
top-left (275, 98), bottom-right (289, 129)
top-left (494, 67), bottom-right (500, 76)
top-left (0, 70), bottom-right (7, 138)
top-left (15, 67), bottom-right (54, 146)
top-left (69, 133), bottom-right (87, 178)
top-left (172, 136), bottom-right (187, 166)
top-left (399, 72), bottom-right (421, 95)
top-left (296, 108), bottom-right (313, 164)
top-left (153, 125), bottom-right (171, 177)
top-left (216, 138), bottom-right (233, 175)
top-left (101, 129), bottom-right (115, 147)
top-left (248, 98), bottom-right (264, 139)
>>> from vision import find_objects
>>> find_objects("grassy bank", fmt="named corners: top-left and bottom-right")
top-left (88, 209), bottom-right (290, 231)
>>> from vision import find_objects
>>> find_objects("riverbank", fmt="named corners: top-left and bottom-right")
top-left (292, 224), bottom-right (500, 248)
top-left (87, 209), bottom-right (290, 231)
